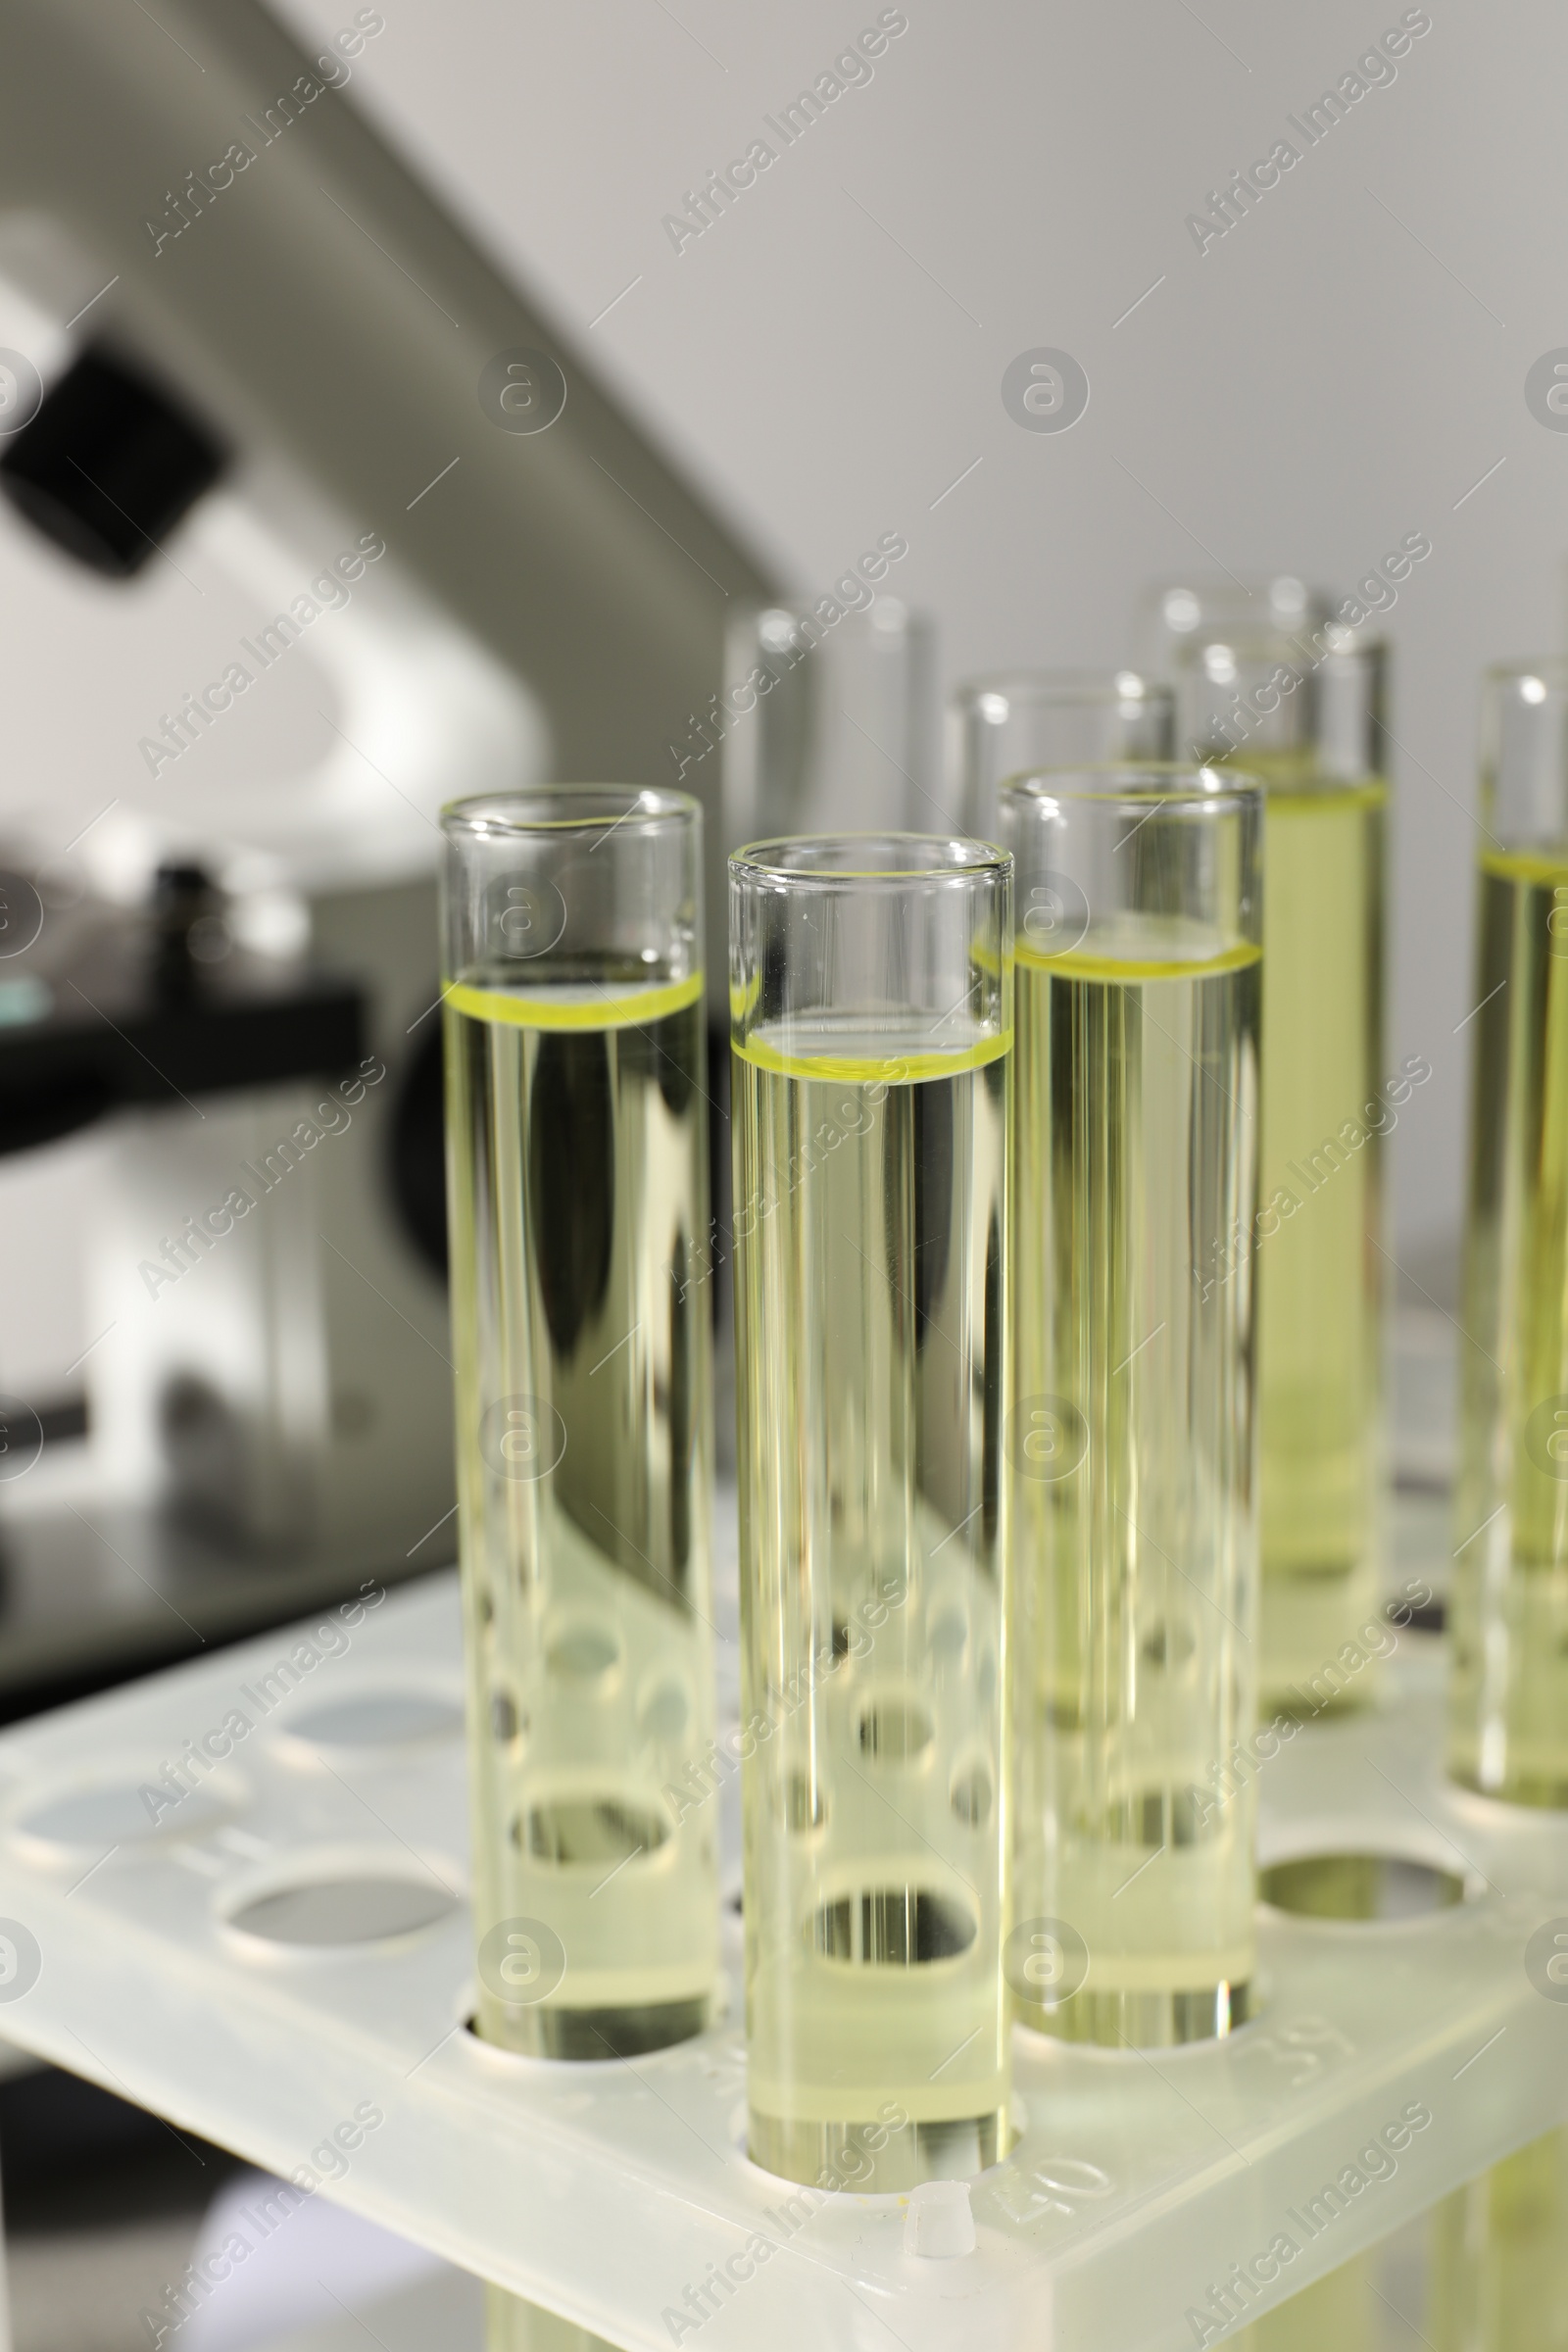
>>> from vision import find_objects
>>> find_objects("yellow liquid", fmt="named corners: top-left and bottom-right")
top-left (1247, 770), bottom-right (1388, 1712)
top-left (445, 971), bottom-right (717, 2054)
top-left (1230, 2247), bottom-right (1380, 2352)
top-left (1011, 927), bottom-right (1260, 2042)
top-left (731, 1017), bottom-right (1008, 2187)
top-left (1228, 2126), bottom-right (1568, 2349)
top-left (485, 2290), bottom-right (616, 2351)
top-left (1433, 2127), bottom-right (1568, 2350)
top-left (1449, 851), bottom-right (1568, 1801)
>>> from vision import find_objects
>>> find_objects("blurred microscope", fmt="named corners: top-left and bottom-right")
top-left (0, 0), bottom-right (775, 1718)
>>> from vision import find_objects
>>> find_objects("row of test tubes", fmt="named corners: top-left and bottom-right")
top-left (435, 580), bottom-right (1568, 2271)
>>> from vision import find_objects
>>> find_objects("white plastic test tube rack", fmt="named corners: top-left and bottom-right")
top-left (0, 1497), bottom-right (1564, 2352)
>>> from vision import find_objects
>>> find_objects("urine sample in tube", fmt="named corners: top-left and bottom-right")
top-left (442, 788), bottom-right (717, 2059)
top-left (1449, 663), bottom-right (1568, 1803)
top-left (1431, 2126), bottom-right (1568, 2346)
top-left (483, 2292), bottom-right (618, 2351)
top-left (1000, 765), bottom-right (1262, 2045)
top-left (730, 833), bottom-right (1011, 2187)
top-left (1177, 634), bottom-right (1389, 1715)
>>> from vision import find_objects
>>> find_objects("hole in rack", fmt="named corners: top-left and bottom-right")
top-left (462, 2002), bottom-right (710, 2061)
top-left (812, 1886), bottom-right (976, 1965)
top-left (546, 1619), bottom-right (621, 1682)
top-left (858, 1699), bottom-right (935, 1762)
top-left (226, 1873), bottom-right (459, 1947)
top-left (515, 1795), bottom-right (667, 1865)
top-left (14, 1771), bottom-right (236, 1851)
top-left (927, 1606), bottom-right (968, 1662)
top-left (950, 1762), bottom-right (994, 1827)
top-left (284, 1689), bottom-right (464, 1751)
top-left (1087, 1785), bottom-right (1219, 1849)
top-left (637, 1678), bottom-right (691, 1745)
top-left (782, 1770), bottom-right (825, 1832)
top-left (1260, 1851), bottom-right (1468, 1922)
top-left (1139, 1615), bottom-right (1197, 1669)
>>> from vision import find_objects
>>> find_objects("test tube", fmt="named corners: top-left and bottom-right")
top-left (483, 2295), bottom-right (618, 2351)
top-left (998, 765), bottom-right (1261, 2045)
top-left (1225, 2127), bottom-right (1568, 2349)
top-left (442, 788), bottom-right (717, 2060)
top-left (730, 833), bottom-right (1011, 2186)
top-left (1448, 662), bottom-right (1568, 1803)
top-left (1137, 575), bottom-right (1331, 678)
top-left (1431, 2128), bottom-right (1568, 2344)
top-left (710, 601), bottom-right (938, 1469)
top-left (1176, 634), bottom-right (1389, 1717)
top-left (950, 669), bottom-right (1174, 841)
top-left (720, 599), bottom-right (940, 843)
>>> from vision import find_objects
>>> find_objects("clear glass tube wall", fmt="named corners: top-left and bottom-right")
top-left (442, 788), bottom-right (717, 2060)
top-left (950, 669), bottom-right (1174, 843)
top-left (721, 598), bottom-right (939, 845)
top-left (1449, 662), bottom-right (1568, 1802)
top-left (1137, 575), bottom-right (1331, 679)
top-left (999, 765), bottom-right (1261, 2045)
top-left (730, 833), bottom-right (1011, 2186)
top-left (1177, 635), bottom-right (1389, 1716)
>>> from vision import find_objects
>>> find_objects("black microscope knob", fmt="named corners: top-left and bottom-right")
top-left (0, 342), bottom-right (225, 578)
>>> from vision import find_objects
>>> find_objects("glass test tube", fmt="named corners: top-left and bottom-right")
top-left (1177, 635), bottom-right (1389, 1716)
top-left (442, 789), bottom-right (717, 2059)
top-left (1431, 2127), bottom-right (1568, 2346)
top-left (730, 834), bottom-right (1011, 2187)
top-left (950, 669), bottom-right (1174, 843)
top-left (484, 2292), bottom-right (619, 2352)
top-left (1137, 575), bottom-right (1332, 679)
top-left (721, 599), bottom-right (939, 844)
top-left (1226, 2125), bottom-right (1568, 2349)
top-left (713, 601), bottom-right (939, 1473)
top-left (1449, 662), bottom-right (1568, 1803)
top-left (999, 765), bottom-right (1261, 2046)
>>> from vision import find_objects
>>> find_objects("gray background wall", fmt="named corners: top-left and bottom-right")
top-left (0, 0), bottom-right (1557, 1388)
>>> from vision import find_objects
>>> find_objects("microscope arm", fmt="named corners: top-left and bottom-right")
top-left (0, 0), bottom-right (777, 929)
